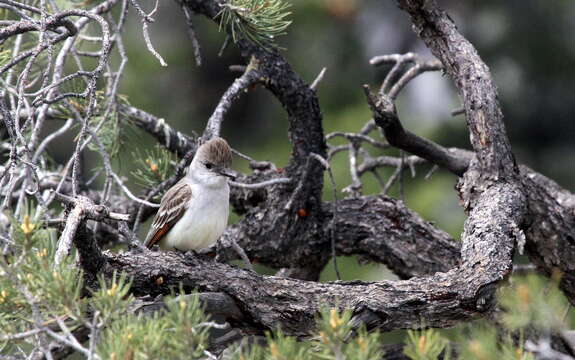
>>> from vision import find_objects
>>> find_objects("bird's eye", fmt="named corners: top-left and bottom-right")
top-left (204, 162), bottom-right (213, 170)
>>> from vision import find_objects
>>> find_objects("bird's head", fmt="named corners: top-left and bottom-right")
top-left (189, 137), bottom-right (235, 186)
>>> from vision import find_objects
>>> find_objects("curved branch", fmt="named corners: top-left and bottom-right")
top-left (396, 0), bottom-right (517, 178)
top-left (104, 180), bottom-right (524, 335)
top-left (385, 0), bottom-right (575, 303)
top-left (180, 0), bottom-right (329, 278)
top-left (121, 104), bottom-right (196, 159)
top-left (79, 101), bottom-right (575, 301)
top-left (221, 195), bottom-right (460, 279)
top-left (0, 17), bottom-right (77, 41)
top-left (202, 65), bottom-right (261, 140)
top-left (363, 86), bottom-right (470, 176)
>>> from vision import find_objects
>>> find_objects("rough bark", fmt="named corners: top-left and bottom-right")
top-left (522, 172), bottom-right (575, 302)
top-left (222, 194), bottom-right (460, 279)
top-left (8, 0), bottom-right (575, 358)
top-left (133, 0), bottom-right (331, 280)
top-left (50, 0), bottom-right (575, 341)
top-left (100, 0), bottom-right (528, 336)
top-left (124, 100), bottom-right (575, 299)
top-left (395, 0), bottom-right (518, 181)
top-left (103, 177), bottom-right (524, 336)
top-left (101, 2), bottom-right (529, 338)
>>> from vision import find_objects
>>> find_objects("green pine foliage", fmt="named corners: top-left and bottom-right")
top-left (1, 208), bottom-right (573, 359)
top-left (1, 207), bottom-right (573, 360)
top-left (97, 288), bottom-right (211, 359)
top-left (314, 307), bottom-right (384, 360)
top-left (0, 204), bottom-right (212, 359)
top-left (404, 328), bottom-right (449, 360)
top-left (131, 144), bottom-right (175, 189)
top-left (217, 0), bottom-right (292, 49)
top-left (456, 324), bottom-right (534, 360)
top-left (0, 221), bottom-right (212, 358)
top-left (231, 307), bottom-right (383, 360)
top-left (91, 272), bottom-right (134, 324)
top-left (400, 272), bottom-right (572, 360)
top-left (499, 272), bottom-right (571, 331)
top-left (235, 329), bottom-right (312, 360)
top-left (0, 208), bottom-right (84, 354)
top-left (89, 93), bottom-right (130, 159)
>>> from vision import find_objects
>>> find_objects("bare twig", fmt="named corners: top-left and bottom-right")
top-left (110, 172), bottom-right (160, 208)
top-left (362, 84), bottom-right (469, 176)
top-left (229, 178), bottom-right (291, 189)
top-left (130, 0), bottom-right (167, 66)
top-left (326, 132), bottom-right (388, 150)
top-left (53, 192), bottom-right (130, 267)
top-left (357, 154), bottom-right (425, 176)
top-left (370, 52), bottom-right (443, 99)
top-left (310, 153), bottom-right (341, 280)
top-left (0, 328), bottom-right (45, 342)
top-left (54, 204), bottom-right (83, 267)
top-left (310, 67), bottom-right (327, 90)
top-left (203, 64), bottom-right (261, 140)
top-left (181, 3), bottom-right (202, 66)
top-left (451, 107), bottom-right (465, 116)
top-left (342, 142), bottom-right (362, 197)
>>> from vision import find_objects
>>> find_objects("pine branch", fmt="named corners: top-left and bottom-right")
top-left (217, 0), bottom-right (292, 49)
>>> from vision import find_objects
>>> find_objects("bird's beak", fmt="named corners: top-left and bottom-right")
top-left (217, 167), bottom-right (236, 180)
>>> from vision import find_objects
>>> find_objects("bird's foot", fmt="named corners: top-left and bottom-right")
top-left (198, 247), bottom-right (216, 257)
top-left (183, 249), bottom-right (198, 258)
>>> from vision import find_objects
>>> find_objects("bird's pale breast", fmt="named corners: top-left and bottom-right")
top-left (160, 183), bottom-right (229, 251)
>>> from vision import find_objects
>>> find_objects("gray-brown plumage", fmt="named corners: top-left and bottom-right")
top-left (144, 180), bottom-right (192, 248)
top-left (144, 137), bottom-right (234, 251)
top-left (194, 137), bottom-right (233, 170)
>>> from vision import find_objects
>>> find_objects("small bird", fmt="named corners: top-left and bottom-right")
top-left (144, 137), bottom-right (235, 251)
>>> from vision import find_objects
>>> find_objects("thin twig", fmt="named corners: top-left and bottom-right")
top-left (310, 67), bottom-right (327, 90)
top-left (229, 178), bottom-right (291, 189)
top-left (130, 0), bottom-right (167, 66)
top-left (54, 203), bottom-right (83, 267)
top-left (181, 3), bottom-right (202, 66)
top-left (110, 172), bottom-right (160, 208)
top-left (305, 153), bottom-right (341, 280)
top-left (203, 65), bottom-right (260, 140)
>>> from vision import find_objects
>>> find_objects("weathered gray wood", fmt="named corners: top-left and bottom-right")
top-left (62, 0), bottom-right (573, 340)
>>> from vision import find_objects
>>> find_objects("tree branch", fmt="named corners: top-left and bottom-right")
top-left (363, 86), bottom-right (470, 176)
top-left (53, 192), bottom-right (130, 271)
top-left (104, 179), bottom-right (523, 335)
top-left (220, 195), bottom-right (460, 279)
top-left (202, 64), bottom-right (261, 140)
top-left (120, 104), bottom-right (196, 159)
top-left (396, 0), bottom-right (517, 178)
top-left (181, 0), bottom-right (329, 279)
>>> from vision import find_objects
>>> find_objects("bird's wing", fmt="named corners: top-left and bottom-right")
top-left (144, 180), bottom-right (193, 248)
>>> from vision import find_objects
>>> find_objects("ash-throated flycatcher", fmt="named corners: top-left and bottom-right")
top-left (144, 137), bottom-right (235, 251)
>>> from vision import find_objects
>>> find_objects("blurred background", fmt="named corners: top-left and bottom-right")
top-left (45, 0), bottom-right (575, 281)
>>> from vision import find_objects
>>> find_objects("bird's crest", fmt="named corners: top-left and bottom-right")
top-left (196, 137), bottom-right (233, 167)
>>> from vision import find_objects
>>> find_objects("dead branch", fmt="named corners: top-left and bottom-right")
top-left (53, 192), bottom-right (130, 268)
top-left (363, 84), bottom-right (469, 176)
top-left (203, 64), bottom-right (261, 140)
top-left (2, 0), bottom-right (575, 357)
